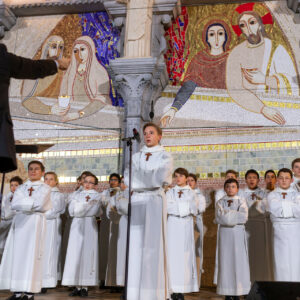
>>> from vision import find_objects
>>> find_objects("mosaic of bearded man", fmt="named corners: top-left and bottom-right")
top-left (226, 2), bottom-right (299, 126)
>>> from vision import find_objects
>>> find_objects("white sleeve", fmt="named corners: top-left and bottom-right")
top-left (71, 196), bottom-right (102, 218)
top-left (12, 185), bottom-right (51, 213)
top-left (46, 193), bottom-right (66, 219)
top-left (215, 199), bottom-right (248, 226)
top-left (267, 193), bottom-right (291, 218)
top-left (167, 191), bottom-right (178, 216)
top-left (197, 194), bottom-right (206, 214)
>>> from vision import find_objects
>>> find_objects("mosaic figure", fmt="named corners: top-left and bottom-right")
top-left (21, 35), bottom-right (66, 115)
top-left (161, 19), bottom-right (231, 127)
top-left (226, 2), bottom-right (299, 125)
top-left (58, 35), bottom-right (111, 122)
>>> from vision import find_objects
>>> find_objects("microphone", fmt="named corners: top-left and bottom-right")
top-left (133, 128), bottom-right (141, 143)
top-left (121, 128), bottom-right (141, 142)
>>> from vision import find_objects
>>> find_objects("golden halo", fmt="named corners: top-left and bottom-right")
top-left (231, 2), bottom-right (273, 27)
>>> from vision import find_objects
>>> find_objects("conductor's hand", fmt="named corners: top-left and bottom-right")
top-left (56, 57), bottom-right (70, 70)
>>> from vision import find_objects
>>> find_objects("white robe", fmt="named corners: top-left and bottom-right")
top-left (0, 192), bottom-right (15, 256)
top-left (267, 187), bottom-right (300, 281)
top-left (213, 188), bottom-right (242, 285)
top-left (99, 189), bottom-right (111, 282)
top-left (105, 188), bottom-right (128, 286)
top-left (0, 180), bottom-right (51, 293)
top-left (125, 144), bottom-right (173, 300)
top-left (61, 189), bottom-right (79, 275)
top-left (167, 185), bottom-right (199, 293)
top-left (42, 187), bottom-right (66, 288)
top-left (215, 195), bottom-right (250, 296)
top-left (291, 176), bottom-right (300, 192)
top-left (259, 38), bottom-right (298, 96)
top-left (62, 189), bottom-right (102, 286)
top-left (241, 187), bottom-right (273, 282)
top-left (193, 188), bottom-right (206, 286)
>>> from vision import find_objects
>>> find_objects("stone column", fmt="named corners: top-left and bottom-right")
top-left (0, 1), bottom-right (16, 38)
top-left (105, 0), bottom-right (180, 169)
top-left (109, 57), bottom-right (168, 167)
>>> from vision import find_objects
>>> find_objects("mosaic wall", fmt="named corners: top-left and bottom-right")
top-left (4, 1), bottom-right (300, 182)
top-left (156, 1), bottom-right (300, 128)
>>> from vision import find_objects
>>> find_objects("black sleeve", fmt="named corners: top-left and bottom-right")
top-left (171, 80), bottom-right (197, 111)
top-left (7, 52), bottom-right (58, 80)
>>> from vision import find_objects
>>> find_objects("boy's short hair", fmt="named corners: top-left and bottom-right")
top-left (81, 171), bottom-right (93, 177)
top-left (143, 122), bottom-right (162, 136)
top-left (188, 173), bottom-right (198, 182)
top-left (245, 169), bottom-right (259, 179)
top-left (291, 158), bottom-right (300, 169)
top-left (28, 160), bottom-right (45, 172)
top-left (225, 169), bottom-right (238, 178)
top-left (173, 168), bottom-right (189, 178)
top-left (44, 171), bottom-right (59, 185)
top-left (109, 173), bottom-right (121, 183)
top-left (10, 176), bottom-right (23, 185)
top-left (224, 178), bottom-right (239, 190)
top-left (277, 168), bottom-right (293, 179)
top-left (85, 173), bottom-right (98, 185)
top-left (264, 169), bottom-right (276, 179)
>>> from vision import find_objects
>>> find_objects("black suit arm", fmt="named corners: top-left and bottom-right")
top-left (7, 52), bottom-right (58, 80)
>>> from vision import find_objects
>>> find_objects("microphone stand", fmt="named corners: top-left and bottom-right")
top-left (121, 135), bottom-right (137, 300)
top-left (0, 173), bottom-right (5, 219)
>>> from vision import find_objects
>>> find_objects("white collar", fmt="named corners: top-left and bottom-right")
top-left (25, 180), bottom-right (44, 186)
top-left (274, 187), bottom-right (294, 193)
top-left (223, 194), bottom-right (240, 201)
top-left (81, 189), bottom-right (98, 194)
top-left (51, 186), bottom-right (60, 192)
top-left (174, 185), bottom-right (191, 191)
top-left (244, 187), bottom-right (261, 193)
top-left (140, 145), bottom-right (165, 153)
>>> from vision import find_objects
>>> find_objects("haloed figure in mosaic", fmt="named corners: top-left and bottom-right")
top-left (160, 20), bottom-right (231, 127)
top-left (58, 35), bottom-right (112, 122)
top-left (226, 3), bottom-right (299, 126)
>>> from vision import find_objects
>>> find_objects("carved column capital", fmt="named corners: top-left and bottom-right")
top-left (0, 2), bottom-right (16, 38)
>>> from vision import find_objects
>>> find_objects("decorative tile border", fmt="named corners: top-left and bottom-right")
top-left (161, 92), bottom-right (300, 110)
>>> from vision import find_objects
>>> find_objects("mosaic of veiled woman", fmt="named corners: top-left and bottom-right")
top-left (161, 19), bottom-right (231, 126)
top-left (21, 35), bottom-right (65, 114)
top-left (58, 35), bottom-right (111, 122)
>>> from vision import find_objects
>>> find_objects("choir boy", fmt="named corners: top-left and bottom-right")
top-left (264, 170), bottom-right (277, 192)
top-left (62, 173), bottom-right (102, 297)
top-left (187, 173), bottom-right (206, 285)
top-left (213, 169), bottom-right (238, 285)
top-left (105, 173), bottom-right (128, 290)
top-left (41, 172), bottom-right (66, 292)
top-left (0, 176), bottom-right (22, 261)
top-left (291, 158), bottom-right (300, 191)
top-left (0, 161), bottom-right (52, 300)
top-left (125, 122), bottom-right (173, 300)
top-left (215, 170), bottom-right (239, 205)
top-left (104, 174), bottom-right (122, 289)
top-left (167, 168), bottom-right (199, 300)
top-left (241, 169), bottom-right (271, 281)
top-left (267, 168), bottom-right (300, 281)
top-left (215, 178), bottom-right (250, 300)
